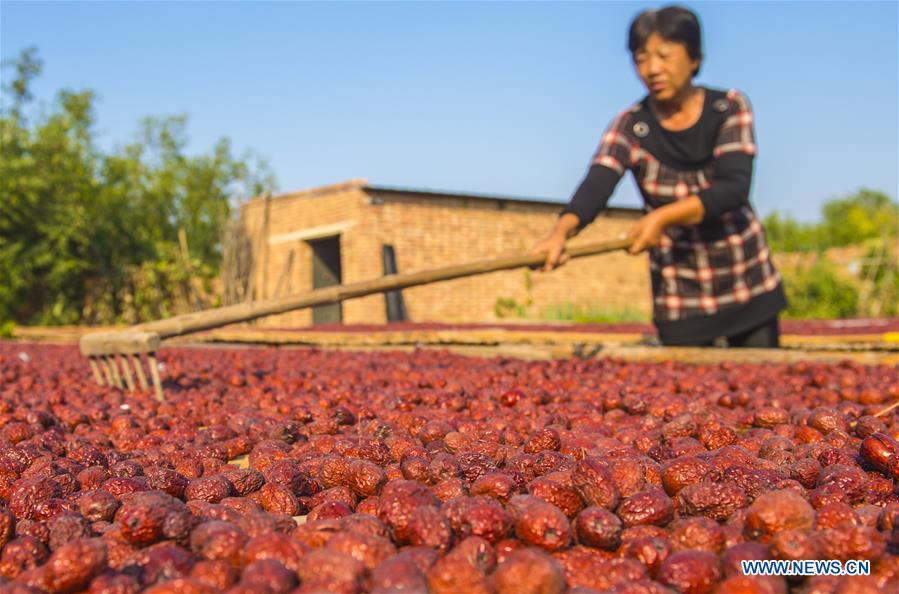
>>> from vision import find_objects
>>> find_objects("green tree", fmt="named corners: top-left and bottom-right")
top-left (783, 259), bottom-right (859, 319)
top-left (762, 211), bottom-right (817, 253)
top-left (819, 189), bottom-right (898, 247)
top-left (1, 47), bottom-right (275, 325)
top-left (764, 189), bottom-right (898, 253)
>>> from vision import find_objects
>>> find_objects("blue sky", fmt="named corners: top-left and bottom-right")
top-left (2, 1), bottom-right (897, 221)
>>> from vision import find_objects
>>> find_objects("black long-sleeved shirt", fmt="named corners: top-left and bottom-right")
top-left (564, 89), bottom-right (754, 229)
top-left (559, 87), bottom-right (786, 345)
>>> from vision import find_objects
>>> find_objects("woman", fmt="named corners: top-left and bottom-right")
top-left (532, 5), bottom-right (786, 348)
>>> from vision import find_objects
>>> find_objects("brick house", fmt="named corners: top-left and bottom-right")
top-left (239, 179), bottom-right (650, 326)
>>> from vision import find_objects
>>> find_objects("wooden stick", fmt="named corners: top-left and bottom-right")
top-left (88, 357), bottom-right (104, 386)
top-left (120, 355), bottom-right (136, 391)
top-left (873, 399), bottom-right (899, 419)
top-left (108, 356), bottom-right (123, 389)
top-left (131, 354), bottom-right (148, 390)
top-left (99, 356), bottom-right (115, 386)
top-left (131, 237), bottom-right (633, 339)
top-left (147, 353), bottom-right (164, 402)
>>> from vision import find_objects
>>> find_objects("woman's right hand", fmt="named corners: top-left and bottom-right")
top-left (531, 232), bottom-right (570, 272)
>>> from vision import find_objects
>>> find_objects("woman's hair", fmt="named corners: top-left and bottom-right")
top-left (628, 5), bottom-right (703, 76)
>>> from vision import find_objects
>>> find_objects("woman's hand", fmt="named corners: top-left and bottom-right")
top-left (627, 197), bottom-right (705, 254)
top-left (627, 211), bottom-right (666, 254)
top-left (531, 232), bottom-right (570, 271)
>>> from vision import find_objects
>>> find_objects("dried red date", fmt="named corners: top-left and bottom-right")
top-left (457, 497), bottom-right (513, 544)
top-left (816, 525), bottom-right (886, 562)
top-left (406, 505), bottom-right (453, 552)
top-left (325, 530), bottom-right (395, 570)
top-left (45, 537), bottom-right (108, 594)
top-left (346, 459), bottom-right (387, 498)
top-left (258, 482), bottom-right (301, 516)
top-left (189, 560), bottom-right (240, 591)
top-left (0, 536), bottom-right (49, 579)
top-left (189, 521), bottom-right (248, 566)
top-left (528, 477), bottom-right (583, 519)
top-left (514, 499), bottom-right (571, 551)
top-left (77, 490), bottom-right (120, 523)
top-left (617, 488), bottom-right (674, 528)
top-left (574, 506), bottom-right (622, 550)
top-left (0, 507), bottom-right (14, 548)
top-left (744, 489), bottom-right (814, 539)
top-left (426, 549), bottom-right (492, 594)
top-left (471, 472), bottom-right (520, 504)
top-left (571, 458), bottom-right (620, 510)
top-left (242, 532), bottom-right (308, 573)
top-left (9, 476), bottom-right (61, 520)
top-left (240, 558), bottom-right (297, 593)
top-left (48, 513), bottom-right (92, 551)
top-left (524, 428), bottom-right (562, 454)
top-left (661, 456), bottom-right (719, 495)
top-left (656, 550), bottom-right (722, 594)
top-left (318, 455), bottom-right (351, 488)
top-left (491, 548), bottom-right (566, 594)
top-left (622, 536), bottom-right (671, 575)
top-left (295, 549), bottom-right (366, 590)
top-left (670, 517), bottom-right (725, 553)
top-left (377, 480), bottom-right (441, 544)
top-left (677, 482), bottom-right (748, 522)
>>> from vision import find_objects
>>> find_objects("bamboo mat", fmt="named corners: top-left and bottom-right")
top-left (9, 324), bottom-right (898, 365)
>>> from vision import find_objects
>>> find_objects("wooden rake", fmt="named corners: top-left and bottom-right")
top-left (80, 237), bottom-right (634, 400)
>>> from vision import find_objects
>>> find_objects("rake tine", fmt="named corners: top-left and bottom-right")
top-left (131, 354), bottom-right (149, 390)
top-left (120, 355), bottom-right (136, 392)
top-left (109, 355), bottom-right (124, 389)
top-left (147, 352), bottom-right (165, 402)
top-left (99, 356), bottom-right (115, 386)
top-left (88, 357), bottom-right (105, 386)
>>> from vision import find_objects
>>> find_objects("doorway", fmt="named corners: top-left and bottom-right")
top-left (309, 236), bottom-right (342, 324)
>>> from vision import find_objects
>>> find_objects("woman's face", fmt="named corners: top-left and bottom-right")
top-left (633, 32), bottom-right (700, 102)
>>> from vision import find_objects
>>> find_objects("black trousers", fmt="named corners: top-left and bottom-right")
top-left (662, 317), bottom-right (780, 348)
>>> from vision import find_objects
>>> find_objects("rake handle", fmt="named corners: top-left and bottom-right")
top-left (133, 237), bottom-right (633, 339)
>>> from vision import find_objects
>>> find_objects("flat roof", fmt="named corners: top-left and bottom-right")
top-left (248, 179), bottom-right (642, 216)
top-left (364, 184), bottom-right (643, 216)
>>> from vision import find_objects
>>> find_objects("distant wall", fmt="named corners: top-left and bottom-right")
top-left (241, 182), bottom-right (651, 326)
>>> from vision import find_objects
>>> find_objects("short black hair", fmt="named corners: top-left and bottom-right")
top-left (628, 5), bottom-right (703, 76)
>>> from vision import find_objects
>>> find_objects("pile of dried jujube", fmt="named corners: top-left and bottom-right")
top-left (0, 342), bottom-right (898, 594)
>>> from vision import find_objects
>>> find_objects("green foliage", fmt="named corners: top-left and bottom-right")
top-left (764, 188), bottom-right (897, 318)
top-left (782, 259), bottom-right (859, 320)
top-left (761, 212), bottom-right (819, 253)
top-left (541, 303), bottom-right (648, 324)
top-left (860, 243), bottom-right (899, 317)
top-left (494, 270), bottom-right (535, 318)
top-left (1, 47), bottom-right (275, 326)
top-left (764, 189), bottom-right (898, 253)
top-left (820, 190), bottom-right (898, 247)
top-left (494, 297), bottom-right (528, 318)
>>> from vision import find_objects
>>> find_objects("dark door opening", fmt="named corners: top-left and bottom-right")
top-left (382, 244), bottom-right (408, 322)
top-left (310, 236), bottom-right (342, 325)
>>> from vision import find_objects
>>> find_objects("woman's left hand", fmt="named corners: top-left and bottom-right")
top-left (627, 212), bottom-right (666, 254)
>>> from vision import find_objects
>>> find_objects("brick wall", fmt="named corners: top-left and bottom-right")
top-left (241, 181), bottom-right (651, 326)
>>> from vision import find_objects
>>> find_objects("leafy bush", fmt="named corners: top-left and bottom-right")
top-left (541, 303), bottom-right (648, 324)
top-left (765, 189), bottom-right (897, 253)
top-left (1, 47), bottom-right (273, 325)
top-left (782, 259), bottom-right (859, 319)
